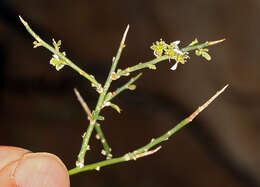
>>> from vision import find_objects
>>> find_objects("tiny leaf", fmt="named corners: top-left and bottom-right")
top-left (195, 49), bottom-right (201, 56)
top-left (202, 52), bottom-right (211, 61)
top-left (189, 38), bottom-right (198, 46)
top-left (128, 84), bottom-right (136, 90)
top-left (110, 103), bottom-right (121, 113)
top-left (57, 40), bottom-right (62, 47)
top-left (97, 115), bottom-right (105, 121)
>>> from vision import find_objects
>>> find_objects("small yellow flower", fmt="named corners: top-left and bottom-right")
top-left (50, 54), bottom-right (66, 71)
top-left (150, 39), bottom-right (167, 57)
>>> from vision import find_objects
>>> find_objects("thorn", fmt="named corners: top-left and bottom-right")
top-left (81, 132), bottom-right (86, 138)
top-left (134, 146), bottom-right (162, 159)
top-left (187, 84), bottom-right (229, 121)
top-left (19, 15), bottom-right (28, 26)
top-left (121, 24), bottom-right (130, 45)
top-left (74, 88), bottom-right (92, 118)
top-left (208, 38), bottom-right (226, 46)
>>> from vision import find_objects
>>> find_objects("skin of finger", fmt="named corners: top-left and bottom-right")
top-left (0, 146), bottom-right (30, 171)
top-left (0, 160), bottom-right (19, 187)
top-left (14, 152), bottom-right (70, 187)
top-left (0, 147), bottom-right (70, 187)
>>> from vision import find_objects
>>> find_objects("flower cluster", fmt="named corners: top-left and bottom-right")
top-left (150, 39), bottom-right (167, 57)
top-left (50, 54), bottom-right (66, 71)
top-left (151, 39), bottom-right (189, 70)
top-left (49, 39), bottom-right (67, 71)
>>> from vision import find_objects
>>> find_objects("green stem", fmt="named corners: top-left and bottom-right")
top-left (19, 16), bottom-right (100, 88)
top-left (117, 39), bottom-right (225, 76)
top-left (19, 16), bottom-right (110, 168)
top-left (69, 84), bottom-right (228, 175)
top-left (76, 122), bottom-right (95, 168)
top-left (75, 25), bottom-right (129, 167)
top-left (76, 121), bottom-right (111, 167)
top-left (117, 56), bottom-right (168, 76)
top-left (69, 118), bottom-right (190, 175)
top-left (94, 25), bottom-right (129, 113)
top-left (95, 123), bottom-right (111, 158)
top-left (181, 38), bottom-right (225, 52)
top-left (105, 73), bottom-right (142, 103)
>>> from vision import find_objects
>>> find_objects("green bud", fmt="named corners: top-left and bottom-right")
top-left (195, 49), bottom-right (201, 56)
top-left (202, 52), bottom-right (211, 61)
top-left (128, 84), bottom-right (136, 90)
top-left (148, 64), bottom-right (156, 70)
top-left (50, 55), bottom-right (66, 71)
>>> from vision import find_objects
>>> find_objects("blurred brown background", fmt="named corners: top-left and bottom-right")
top-left (0, 0), bottom-right (260, 186)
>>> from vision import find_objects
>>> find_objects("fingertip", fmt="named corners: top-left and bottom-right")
top-left (0, 146), bottom-right (30, 171)
top-left (15, 152), bottom-right (70, 187)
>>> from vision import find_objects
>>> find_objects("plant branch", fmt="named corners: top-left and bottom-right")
top-left (104, 73), bottom-right (142, 103)
top-left (95, 123), bottom-right (112, 159)
top-left (187, 84), bottom-right (228, 121)
top-left (19, 15), bottom-right (110, 168)
top-left (74, 88), bottom-right (111, 157)
top-left (75, 25), bottom-right (129, 167)
top-left (69, 85), bottom-right (228, 175)
top-left (19, 16), bottom-right (100, 88)
top-left (94, 24), bottom-right (130, 114)
top-left (182, 38), bottom-right (226, 52)
top-left (117, 56), bottom-right (168, 76)
top-left (116, 39), bottom-right (225, 76)
top-left (74, 88), bottom-right (92, 119)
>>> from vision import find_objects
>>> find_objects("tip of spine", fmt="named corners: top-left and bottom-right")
top-left (121, 24), bottom-right (130, 45)
top-left (208, 38), bottom-right (226, 46)
top-left (221, 84), bottom-right (229, 92)
top-left (19, 15), bottom-right (27, 26)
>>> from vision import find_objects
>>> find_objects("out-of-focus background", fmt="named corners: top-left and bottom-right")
top-left (1, 0), bottom-right (260, 186)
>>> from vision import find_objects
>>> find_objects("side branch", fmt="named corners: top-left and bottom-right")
top-left (69, 85), bottom-right (228, 175)
top-left (19, 16), bottom-right (100, 88)
top-left (73, 88), bottom-right (112, 165)
top-left (116, 38), bottom-right (225, 76)
top-left (187, 84), bottom-right (228, 121)
top-left (74, 88), bottom-right (92, 120)
top-left (182, 38), bottom-right (226, 52)
top-left (104, 73), bottom-right (142, 103)
top-left (75, 25), bottom-right (130, 168)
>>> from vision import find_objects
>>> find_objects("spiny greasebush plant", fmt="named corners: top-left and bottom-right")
top-left (19, 16), bottom-right (227, 177)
